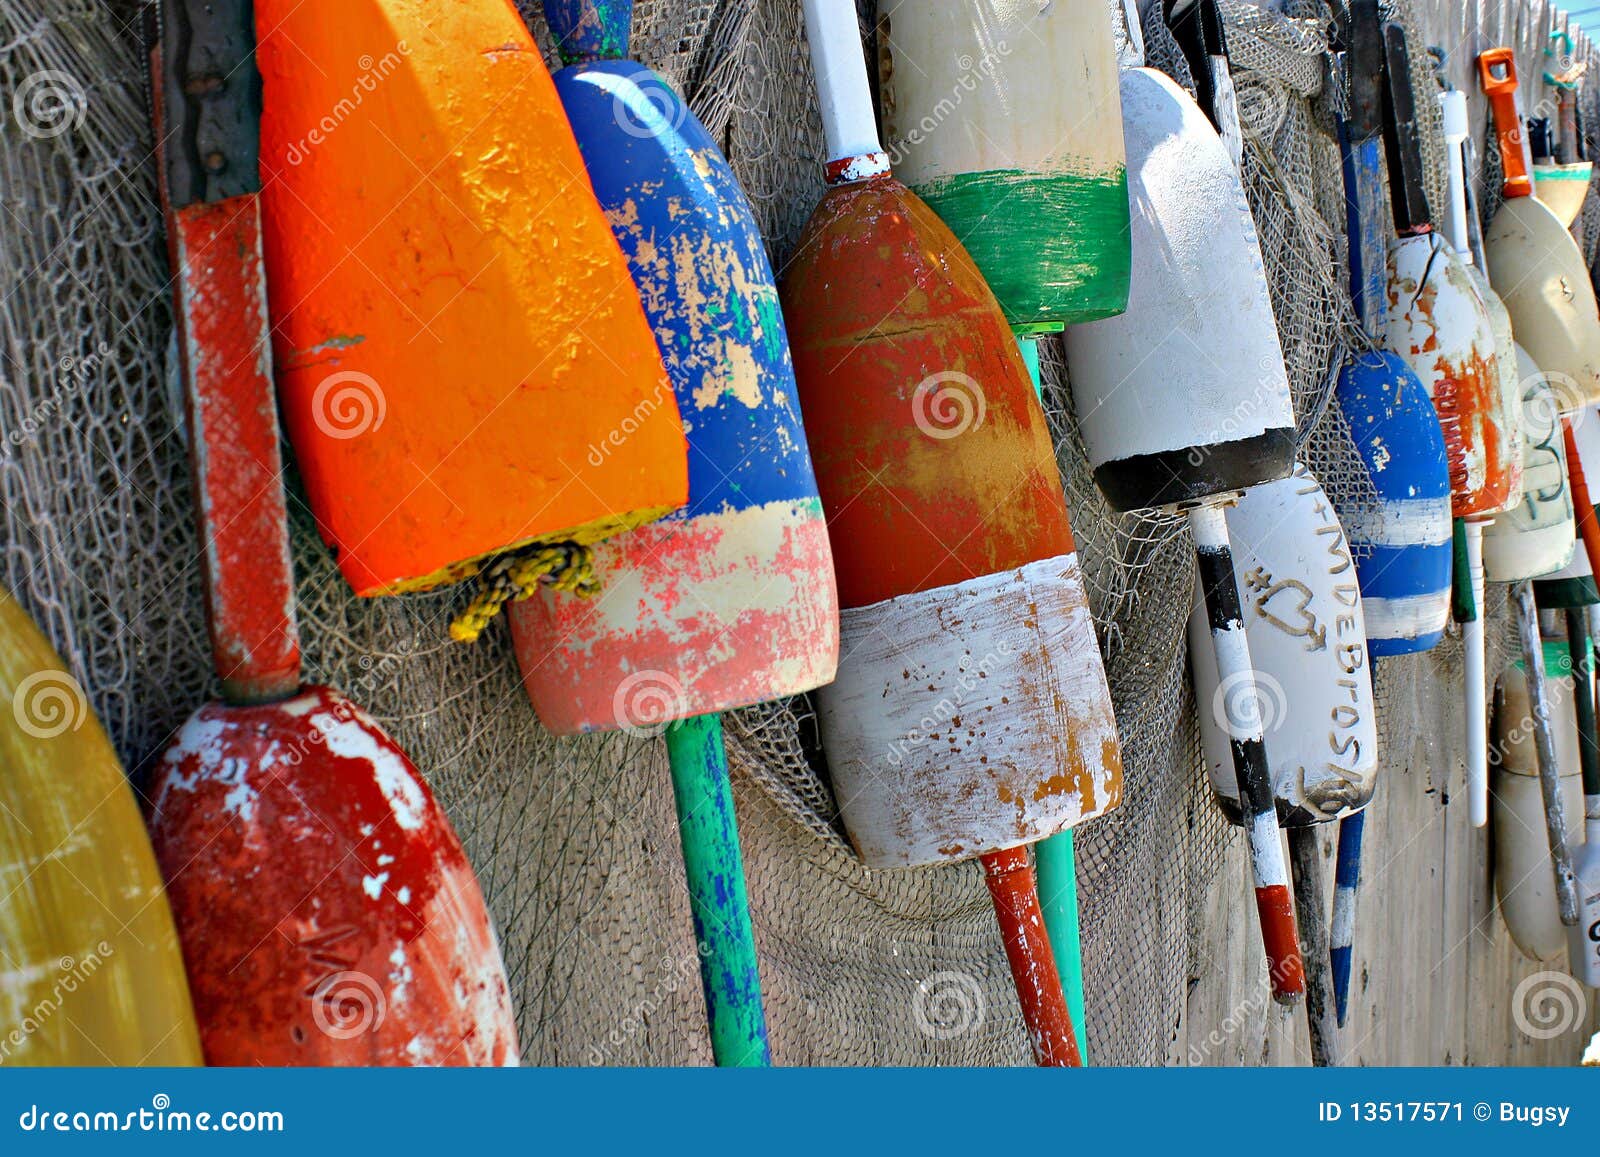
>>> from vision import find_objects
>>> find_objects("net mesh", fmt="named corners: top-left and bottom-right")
top-left (0, 0), bottom-right (1568, 1067)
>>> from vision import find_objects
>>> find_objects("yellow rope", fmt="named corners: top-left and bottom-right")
top-left (449, 543), bottom-right (600, 643)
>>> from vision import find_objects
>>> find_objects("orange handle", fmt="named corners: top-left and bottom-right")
top-left (1565, 419), bottom-right (1600, 578)
top-left (981, 847), bottom-right (1083, 1066)
top-left (1478, 48), bottom-right (1533, 198)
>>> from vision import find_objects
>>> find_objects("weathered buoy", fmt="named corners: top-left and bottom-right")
top-left (784, 0), bottom-right (1123, 1065)
top-left (1188, 464), bottom-right (1379, 825)
top-left (253, 0), bottom-right (689, 598)
top-left (1532, 161), bottom-right (1592, 227)
top-left (0, 592), bottom-right (202, 1065)
top-left (1492, 648), bottom-right (1585, 961)
top-left (1336, 8), bottom-right (1451, 660)
top-left (1483, 348), bottom-right (1575, 582)
top-left (875, 0), bottom-right (1130, 328)
top-left (1480, 49), bottom-right (1600, 415)
top-left (1381, 28), bottom-right (1518, 831)
top-left (1063, 13), bottom-right (1302, 1002)
top-left (507, 0), bottom-right (842, 1067)
top-left (150, 2), bottom-right (518, 1066)
top-left (875, 0), bottom-right (1132, 1058)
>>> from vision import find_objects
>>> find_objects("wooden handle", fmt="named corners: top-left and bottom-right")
top-left (1478, 47), bottom-right (1533, 198)
top-left (152, 4), bottom-right (300, 704)
top-left (1565, 419), bottom-right (1600, 578)
top-left (1513, 582), bottom-right (1582, 926)
top-left (981, 847), bottom-right (1082, 1066)
top-left (1379, 22), bottom-right (1432, 235)
top-left (1189, 504), bottom-right (1305, 1002)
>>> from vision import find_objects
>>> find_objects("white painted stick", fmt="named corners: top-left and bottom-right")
top-left (1465, 519), bottom-right (1489, 827)
top-left (799, 0), bottom-right (887, 176)
top-left (1439, 90), bottom-right (1472, 260)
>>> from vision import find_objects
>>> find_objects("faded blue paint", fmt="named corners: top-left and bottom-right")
top-left (551, 60), bottom-right (821, 521)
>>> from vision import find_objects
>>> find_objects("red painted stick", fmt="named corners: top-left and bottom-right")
top-left (1566, 419), bottom-right (1600, 578)
top-left (166, 201), bottom-right (300, 702)
top-left (981, 847), bottom-right (1082, 1067)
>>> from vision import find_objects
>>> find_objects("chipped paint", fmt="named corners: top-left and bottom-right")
top-left (514, 500), bottom-right (836, 733)
top-left (148, 686), bottom-right (519, 1066)
top-left (168, 198), bottom-right (299, 701)
top-left (512, 59), bottom-right (838, 730)
top-left (782, 176), bottom-right (1075, 603)
top-left (1383, 232), bottom-right (1518, 518)
top-left (816, 555), bottom-right (1122, 868)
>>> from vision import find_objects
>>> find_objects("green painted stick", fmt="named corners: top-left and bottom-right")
top-left (663, 713), bottom-right (771, 1066)
top-left (1015, 330), bottom-right (1090, 1064)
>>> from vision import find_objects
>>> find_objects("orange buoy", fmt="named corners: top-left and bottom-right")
top-left (254, 0), bottom-right (688, 597)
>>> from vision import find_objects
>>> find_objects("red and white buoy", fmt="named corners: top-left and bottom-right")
top-left (782, 0), bottom-right (1123, 1065)
top-left (148, 0), bottom-right (518, 1066)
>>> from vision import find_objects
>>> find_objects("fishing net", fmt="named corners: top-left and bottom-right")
top-left (1, 0), bottom-right (1592, 1068)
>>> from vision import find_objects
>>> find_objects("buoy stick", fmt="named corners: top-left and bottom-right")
top-left (1015, 334), bottom-right (1090, 1063)
top-left (663, 714), bottom-right (770, 1066)
top-left (1565, 420), bottom-right (1600, 577)
top-left (1327, 4), bottom-right (1383, 1025)
top-left (154, 0), bottom-right (299, 705)
top-left (1567, 610), bottom-right (1600, 800)
top-left (1329, 806), bottom-right (1364, 1027)
top-left (1190, 503), bottom-right (1304, 1001)
top-left (1464, 520), bottom-right (1490, 827)
top-left (1511, 582), bottom-right (1581, 926)
top-left (981, 847), bottom-right (1081, 1066)
top-left (1288, 828), bottom-right (1342, 1065)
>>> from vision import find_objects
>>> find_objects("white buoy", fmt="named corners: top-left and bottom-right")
top-left (1189, 464), bottom-right (1379, 823)
top-left (1493, 654), bottom-right (1586, 961)
top-left (1483, 348), bottom-right (1575, 582)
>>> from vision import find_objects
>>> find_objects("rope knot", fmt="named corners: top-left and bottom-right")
top-left (449, 542), bottom-right (599, 643)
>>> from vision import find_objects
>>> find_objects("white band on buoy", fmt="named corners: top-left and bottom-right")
top-left (818, 553), bottom-right (1120, 869)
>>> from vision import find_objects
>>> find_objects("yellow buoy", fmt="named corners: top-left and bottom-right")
top-left (0, 594), bottom-right (200, 1065)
